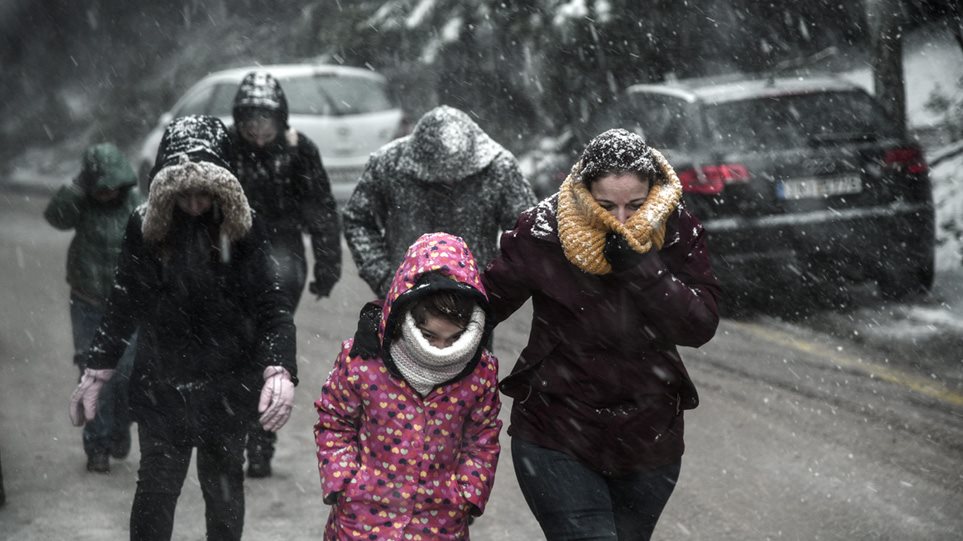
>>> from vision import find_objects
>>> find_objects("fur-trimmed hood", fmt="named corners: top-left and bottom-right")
top-left (142, 115), bottom-right (251, 242)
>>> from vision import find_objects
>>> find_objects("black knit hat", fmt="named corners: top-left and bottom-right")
top-left (232, 71), bottom-right (289, 129)
top-left (578, 128), bottom-right (659, 186)
top-left (148, 115), bottom-right (234, 184)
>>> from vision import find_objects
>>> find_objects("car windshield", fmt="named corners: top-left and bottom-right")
top-left (704, 90), bottom-right (899, 151)
top-left (283, 75), bottom-right (393, 116)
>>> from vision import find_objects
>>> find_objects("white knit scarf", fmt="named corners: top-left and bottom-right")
top-left (389, 306), bottom-right (486, 396)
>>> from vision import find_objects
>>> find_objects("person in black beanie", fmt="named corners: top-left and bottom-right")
top-left (68, 115), bottom-right (298, 541)
top-left (227, 71), bottom-right (340, 478)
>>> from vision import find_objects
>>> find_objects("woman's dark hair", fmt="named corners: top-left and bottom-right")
top-left (409, 290), bottom-right (476, 329)
top-left (578, 128), bottom-right (659, 187)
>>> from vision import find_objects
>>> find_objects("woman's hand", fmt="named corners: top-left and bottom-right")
top-left (603, 233), bottom-right (642, 272)
top-left (605, 233), bottom-right (666, 278)
top-left (258, 366), bottom-right (295, 432)
top-left (68, 368), bottom-right (115, 426)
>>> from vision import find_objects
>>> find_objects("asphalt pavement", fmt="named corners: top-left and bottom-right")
top-left (1, 189), bottom-right (961, 540)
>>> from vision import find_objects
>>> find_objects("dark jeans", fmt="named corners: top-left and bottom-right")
top-left (244, 242), bottom-right (305, 464)
top-left (70, 294), bottom-right (135, 457)
top-left (130, 423), bottom-right (247, 541)
top-left (512, 438), bottom-right (681, 541)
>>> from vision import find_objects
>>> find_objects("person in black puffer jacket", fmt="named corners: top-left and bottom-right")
top-left (68, 115), bottom-right (298, 541)
top-left (227, 71), bottom-right (341, 477)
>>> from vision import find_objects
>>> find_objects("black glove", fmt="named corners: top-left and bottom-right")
top-left (604, 233), bottom-right (665, 278)
top-left (348, 302), bottom-right (383, 359)
top-left (309, 278), bottom-right (335, 299)
top-left (604, 233), bottom-right (645, 272)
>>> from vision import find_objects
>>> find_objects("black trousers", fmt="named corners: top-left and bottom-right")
top-left (130, 423), bottom-right (246, 541)
top-left (512, 438), bottom-right (680, 541)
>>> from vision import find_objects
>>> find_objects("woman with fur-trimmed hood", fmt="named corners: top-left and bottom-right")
top-left (67, 115), bottom-right (298, 540)
top-left (482, 129), bottom-right (721, 540)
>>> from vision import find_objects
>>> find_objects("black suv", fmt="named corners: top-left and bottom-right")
top-left (529, 75), bottom-right (934, 299)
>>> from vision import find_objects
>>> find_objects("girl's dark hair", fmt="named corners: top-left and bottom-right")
top-left (409, 290), bottom-right (476, 329)
top-left (578, 128), bottom-right (659, 188)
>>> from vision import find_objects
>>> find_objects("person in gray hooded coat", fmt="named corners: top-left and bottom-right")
top-left (343, 105), bottom-right (536, 298)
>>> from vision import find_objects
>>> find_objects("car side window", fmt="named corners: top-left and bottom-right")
top-left (582, 100), bottom-right (634, 143)
top-left (625, 94), bottom-right (694, 149)
top-left (174, 85), bottom-right (216, 117)
top-left (283, 77), bottom-right (335, 116)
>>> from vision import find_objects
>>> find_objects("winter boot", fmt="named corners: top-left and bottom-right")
top-left (110, 428), bottom-right (131, 460)
top-left (86, 452), bottom-right (110, 473)
top-left (246, 455), bottom-right (272, 478)
top-left (246, 424), bottom-right (276, 478)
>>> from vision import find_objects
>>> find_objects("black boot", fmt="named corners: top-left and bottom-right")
top-left (245, 424), bottom-right (276, 478)
top-left (246, 455), bottom-right (272, 478)
top-left (110, 428), bottom-right (131, 460)
top-left (86, 452), bottom-right (110, 473)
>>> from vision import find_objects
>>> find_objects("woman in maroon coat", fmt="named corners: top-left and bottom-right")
top-left (482, 129), bottom-right (721, 540)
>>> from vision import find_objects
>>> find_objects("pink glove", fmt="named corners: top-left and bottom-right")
top-left (258, 366), bottom-right (295, 432)
top-left (68, 368), bottom-right (115, 426)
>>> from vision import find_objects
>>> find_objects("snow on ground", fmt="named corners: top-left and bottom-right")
top-left (931, 143), bottom-right (963, 272)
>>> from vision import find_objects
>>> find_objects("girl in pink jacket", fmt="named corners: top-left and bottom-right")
top-left (315, 232), bottom-right (502, 540)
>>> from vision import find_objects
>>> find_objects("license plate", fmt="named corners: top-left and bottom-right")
top-left (776, 175), bottom-right (862, 200)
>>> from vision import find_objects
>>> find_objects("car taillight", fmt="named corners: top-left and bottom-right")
top-left (677, 164), bottom-right (750, 195)
top-left (883, 147), bottom-right (927, 175)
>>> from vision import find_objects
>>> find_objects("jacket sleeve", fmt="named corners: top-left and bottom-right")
top-left (85, 213), bottom-right (148, 369)
top-left (295, 136), bottom-right (342, 289)
top-left (342, 161), bottom-right (394, 297)
top-left (613, 211), bottom-right (720, 348)
top-left (481, 224), bottom-right (537, 324)
top-left (245, 215), bottom-right (298, 380)
top-left (314, 342), bottom-right (363, 504)
top-left (44, 183), bottom-right (86, 230)
top-left (456, 351), bottom-right (502, 516)
top-left (495, 154), bottom-right (537, 230)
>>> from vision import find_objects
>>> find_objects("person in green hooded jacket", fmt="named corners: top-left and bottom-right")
top-left (45, 142), bottom-right (143, 473)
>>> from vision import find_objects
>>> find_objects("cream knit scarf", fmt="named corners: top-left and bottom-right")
top-left (389, 306), bottom-right (486, 396)
top-left (556, 148), bottom-right (683, 275)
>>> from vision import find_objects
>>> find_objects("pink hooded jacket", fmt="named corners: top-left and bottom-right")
top-left (315, 233), bottom-right (502, 540)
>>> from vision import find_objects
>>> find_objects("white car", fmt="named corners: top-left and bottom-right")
top-left (137, 63), bottom-right (406, 201)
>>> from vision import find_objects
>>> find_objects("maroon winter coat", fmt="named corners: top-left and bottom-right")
top-left (482, 194), bottom-right (720, 475)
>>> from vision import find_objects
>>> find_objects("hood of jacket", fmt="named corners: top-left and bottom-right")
top-left (79, 143), bottom-right (138, 192)
top-left (142, 115), bottom-right (251, 243)
top-left (397, 106), bottom-right (504, 183)
top-left (232, 71), bottom-right (289, 129)
top-left (378, 233), bottom-right (491, 348)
